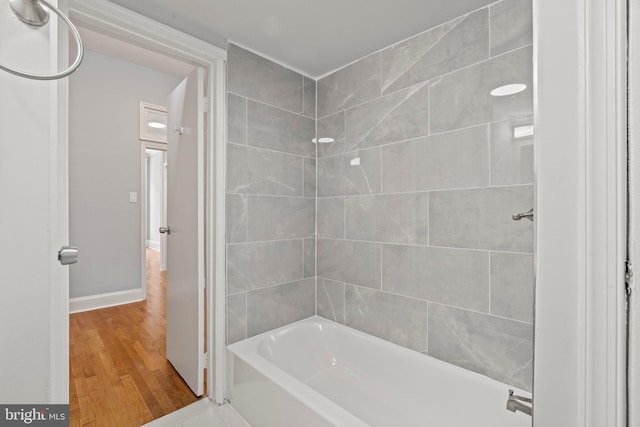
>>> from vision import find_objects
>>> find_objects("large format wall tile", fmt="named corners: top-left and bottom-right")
top-left (304, 238), bottom-right (315, 278)
top-left (247, 100), bottom-right (315, 157)
top-left (317, 197), bottom-right (345, 239)
top-left (228, 44), bottom-right (303, 113)
top-left (381, 125), bottom-right (490, 193)
top-left (345, 193), bottom-right (429, 245)
top-left (227, 240), bottom-right (303, 294)
top-left (490, 117), bottom-right (534, 185)
top-left (428, 303), bottom-right (533, 391)
top-left (317, 112), bottom-right (346, 158)
top-left (490, 0), bottom-right (533, 57)
top-left (345, 285), bottom-right (429, 352)
top-left (317, 239), bottom-right (381, 289)
top-left (227, 144), bottom-right (303, 196)
top-left (429, 185), bottom-right (533, 253)
top-left (345, 83), bottom-right (429, 151)
top-left (228, 94), bottom-right (246, 144)
top-left (303, 76), bottom-right (316, 119)
top-left (381, 9), bottom-right (489, 95)
top-left (490, 252), bottom-right (534, 323)
top-left (382, 245), bottom-right (489, 312)
top-left (227, 293), bottom-right (247, 344)
top-left (317, 52), bottom-right (382, 118)
top-left (429, 46), bottom-right (533, 134)
top-left (226, 194), bottom-right (248, 244)
top-left (317, 148), bottom-right (381, 197)
top-left (304, 158), bottom-right (316, 198)
top-left (245, 195), bottom-right (315, 242)
top-left (246, 279), bottom-right (315, 337)
top-left (317, 279), bottom-right (345, 324)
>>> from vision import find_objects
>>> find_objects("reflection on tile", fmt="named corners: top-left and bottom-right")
top-left (317, 148), bottom-right (381, 197)
top-left (228, 94), bottom-right (246, 144)
top-left (304, 157), bottom-right (316, 198)
top-left (382, 125), bottom-right (490, 193)
top-left (317, 52), bottom-right (382, 118)
top-left (490, 0), bottom-right (533, 57)
top-left (490, 252), bottom-right (534, 322)
top-left (345, 193), bottom-right (429, 244)
top-left (317, 279), bottom-right (345, 324)
top-left (226, 194), bottom-right (248, 244)
top-left (247, 100), bottom-right (316, 157)
top-left (227, 240), bottom-right (303, 294)
top-left (429, 185), bottom-right (533, 253)
top-left (428, 303), bottom-right (533, 391)
top-left (383, 245), bottom-right (489, 312)
top-left (382, 9), bottom-right (489, 94)
top-left (303, 77), bottom-right (316, 119)
top-left (227, 293), bottom-right (247, 344)
top-left (317, 198), bottom-right (345, 239)
top-left (429, 46), bottom-right (533, 134)
top-left (317, 239), bottom-right (381, 289)
top-left (228, 44), bottom-right (303, 113)
top-left (246, 279), bottom-right (315, 337)
top-left (490, 117), bottom-right (534, 185)
top-left (246, 195), bottom-right (315, 242)
top-left (317, 112), bottom-right (346, 158)
top-left (346, 83), bottom-right (429, 151)
top-left (304, 238), bottom-right (316, 278)
top-left (345, 285), bottom-right (428, 352)
top-left (227, 144), bottom-right (303, 196)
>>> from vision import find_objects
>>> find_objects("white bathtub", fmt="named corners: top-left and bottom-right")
top-left (227, 316), bottom-right (531, 427)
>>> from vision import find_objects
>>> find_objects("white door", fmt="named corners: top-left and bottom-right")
top-left (165, 67), bottom-right (205, 396)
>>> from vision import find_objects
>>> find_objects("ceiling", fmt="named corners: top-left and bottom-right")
top-left (107, 0), bottom-right (497, 78)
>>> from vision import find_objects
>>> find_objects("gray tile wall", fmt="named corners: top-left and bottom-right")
top-left (226, 44), bottom-right (316, 343)
top-left (315, 0), bottom-right (534, 391)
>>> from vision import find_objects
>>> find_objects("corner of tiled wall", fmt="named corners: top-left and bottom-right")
top-left (314, 0), bottom-right (534, 392)
top-left (225, 43), bottom-right (317, 344)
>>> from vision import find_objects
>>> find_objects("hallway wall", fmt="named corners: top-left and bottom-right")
top-left (69, 50), bottom-right (181, 299)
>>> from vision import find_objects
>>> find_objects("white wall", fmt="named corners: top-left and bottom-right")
top-left (0, 3), bottom-right (59, 402)
top-left (69, 50), bottom-right (181, 298)
top-left (147, 149), bottom-right (164, 250)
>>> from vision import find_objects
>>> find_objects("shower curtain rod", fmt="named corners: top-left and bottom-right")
top-left (1, 0), bottom-right (83, 80)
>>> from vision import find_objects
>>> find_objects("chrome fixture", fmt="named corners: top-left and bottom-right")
top-left (506, 390), bottom-right (532, 416)
top-left (512, 208), bottom-right (534, 221)
top-left (2, 0), bottom-right (84, 80)
top-left (58, 246), bottom-right (79, 265)
top-left (159, 226), bottom-right (171, 235)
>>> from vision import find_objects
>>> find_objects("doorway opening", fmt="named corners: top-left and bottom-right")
top-left (67, 24), bottom-right (208, 426)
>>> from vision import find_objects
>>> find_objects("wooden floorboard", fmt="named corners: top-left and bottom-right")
top-left (70, 249), bottom-right (200, 427)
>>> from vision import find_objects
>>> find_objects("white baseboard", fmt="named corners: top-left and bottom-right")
top-left (69, 288), bottom-right (145, 314)
top-left (147, 240), bottom-right (160, 251)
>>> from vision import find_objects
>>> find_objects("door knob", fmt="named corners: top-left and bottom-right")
top-left (512, 208), bottom-right (534, 221)
top-left (58, 246), bottom-right (78, 265)
top-left (159, 226), bottom-right (171, 235)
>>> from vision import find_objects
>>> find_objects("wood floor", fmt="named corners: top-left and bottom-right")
top-left (69, 249), bottom-right (200, 427)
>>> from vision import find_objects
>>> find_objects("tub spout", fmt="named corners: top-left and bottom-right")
top-left (506, 389), bottom-right (532, 416)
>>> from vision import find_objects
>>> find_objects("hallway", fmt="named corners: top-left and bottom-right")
top-left (69, 249), bottom-right (199, 426)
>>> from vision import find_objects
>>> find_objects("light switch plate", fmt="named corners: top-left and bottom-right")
top-left (129, 192), bottom-right (137, 203)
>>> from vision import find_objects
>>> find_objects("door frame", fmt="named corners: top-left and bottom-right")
top-left (57, 0), bottom-right (227, 404)
top-left (141, 141), bottom-right (167, 300)
top-left (533, 0), bottom-right (627, 426)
